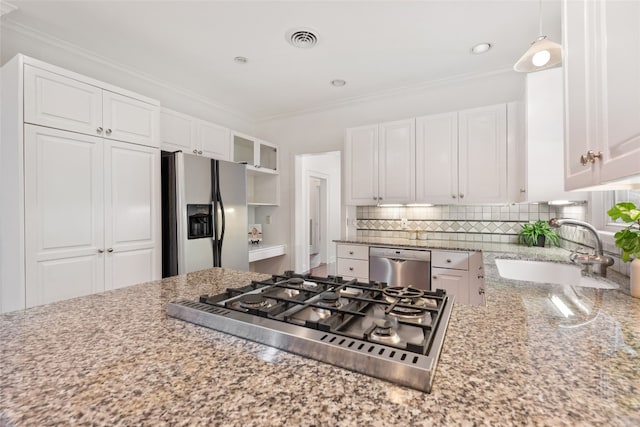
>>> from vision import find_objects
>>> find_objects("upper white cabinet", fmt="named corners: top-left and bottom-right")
top-left (516, 68), bottom-right (587, 202)
top-left (345, 119), bottom-right (415, 205)
top-left (416, 104), bottom-right (507, 204)
top-left (159, 108), bottom-right (231, 161)
top-left (1, 54), bottom-right (161, 313)
top-left (563, 0), bottom-right (640, 190)
top-left (24, 64), bottom-right (159, 148)
top-left (232, 131), bottom-right (278, 173)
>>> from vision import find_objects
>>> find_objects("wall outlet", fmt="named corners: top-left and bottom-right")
top-left (400, 218), bottom-right (408, 229)
top-left (266, 215), bottom-right (272, 224)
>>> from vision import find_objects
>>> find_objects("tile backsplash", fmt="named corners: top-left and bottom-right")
top-left (354, 202), bottom-right (630, 277)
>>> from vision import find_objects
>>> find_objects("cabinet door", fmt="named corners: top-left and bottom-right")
top-left (24, 65), bottom-right (103, 137)
top-left (459, 104), bottom-right (507, 204)
top-left (378, 119), bottom-right (415, 204)
top-left (197, 120), bottom-right (231, 160)
top-left (104, 141), bottom-right (160, 290)
top-left (160, 108), bottom-right (196, 153)
top-left (416, 112), bottom-right (458, 204)
top-left (432, 267), bottom-right (469, 305)
top-left (597, 0), bottom-right (640, 183)
top-left (345, 125), bottom-right (379, 205)
top-left (23, 125), bottom-right (105, 308)
top-left (103, 90), bottom-right (159, 148)
top-left (563, 0), bottom-right (600, 190)
top-left (257, 140), bottom-right (278, 171)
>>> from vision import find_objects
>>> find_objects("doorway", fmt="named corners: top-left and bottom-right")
top-left (294, 151), bottom-right (341, 275)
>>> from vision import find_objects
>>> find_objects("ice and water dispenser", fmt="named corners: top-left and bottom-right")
top-left (187, 204), bottom-right (213, 239)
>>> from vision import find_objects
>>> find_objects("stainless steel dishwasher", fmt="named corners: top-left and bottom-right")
top-left (369, 247), bottom-right (431, 290)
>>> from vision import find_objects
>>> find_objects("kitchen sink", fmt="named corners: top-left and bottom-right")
top-left (495, 259), bottom-right (618, 289)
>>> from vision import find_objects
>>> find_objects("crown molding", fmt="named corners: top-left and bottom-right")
top-left (255, 66), bottom-right (518, 123)
top-left (0, 2), bottom-right (18, 17)
top-left (1, 18), bottom-right (255, 123)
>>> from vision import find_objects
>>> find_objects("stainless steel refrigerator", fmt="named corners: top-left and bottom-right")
top-left (161, 151), bottom-right (248, 276)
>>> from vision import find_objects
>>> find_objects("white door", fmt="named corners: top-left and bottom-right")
top-left (160, 108), bottom-right (196, 153)
top-left (345, 125), bottom-right (379, 205)
top-left (24, 65), bottom-right (103, 137)
top-left (103, 141), bottom-right (160, 290)
top-left (103, 90), bottom-right (159, 148)
top-left (563, 0), bottom-right (600, 190)
top-left (197, 120), bottom-right (231, 160)
top-left (378, 119), bottom-right (416, 204)
top-left (598, 0), bottom-right (640, 184)
top-left (23, 125), bottom-right (104, 307)
top-left (432, 268), bottom-right (469, 305)
top-left (459, 104), bottom-right (507, 204)
top-left (416, 112), bottom-right (458, 204)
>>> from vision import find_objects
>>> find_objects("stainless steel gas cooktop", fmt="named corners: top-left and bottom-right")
top-left (167, 271), bottom-right (453, 392)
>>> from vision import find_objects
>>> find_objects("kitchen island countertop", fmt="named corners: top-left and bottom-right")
top-left (1, 246), bottom-right (639, 426)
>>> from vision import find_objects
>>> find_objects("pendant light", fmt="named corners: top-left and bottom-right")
top-left (513, 0), bottom-right (562, 72)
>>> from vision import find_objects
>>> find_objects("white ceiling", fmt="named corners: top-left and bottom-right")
top-left (3, 0), bottom-right (562, 121)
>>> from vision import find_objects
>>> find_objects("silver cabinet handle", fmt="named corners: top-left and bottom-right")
top-left (193, 149), bottom-right (198, 154)
top-left (349, 251), bottom-right (354, 255)
top-left (198, 150), bottom-right (203, 155)
top-left (580, 150), bottom-right (603, 166)
top-left (97, 127), bottom-right (103, 133)
top-left (107, 248), bottom-right (114, 253)
top-left (451, 194), bottom-right (457, 199)
top-left (373, 197), bottom-right (378, 201)
top-left (459, 193), bottom-right (464, 199)
top-left (432, 276), bottom-right (437, 280)
top-left (98, 249), bottom-right (104, 253)
top-left (520, 188), bottom-right (526, 193)
top-left (446, 259), bottom-right (452, 263)
top-left (378, 197), bottom-right (383, 201)
top-left (349, 267), bottom-right (354, 271)
top-left (105, 128), bottom-right (112, 135)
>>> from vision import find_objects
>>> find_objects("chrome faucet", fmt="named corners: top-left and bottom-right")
top-left (548, 218), bottom-right (614, 277)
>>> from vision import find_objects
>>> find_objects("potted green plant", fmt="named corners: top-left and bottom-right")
top-left (518, 220), bottom-right (560, 247)
top-left (607, 202), bottom-right (640, 297)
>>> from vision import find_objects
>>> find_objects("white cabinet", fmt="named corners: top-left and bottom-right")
top-left (231, 131), bottom-right (280, 205)
top-left (1, 54), bottom-right (161, 313)
top-left (25, 64), bottom-right (159, 148)
top-left (563, 0), bottom-right (640, 190)
top-left (160, 108), bottom-right (231, 161)
top-left (416, 104), bottom-right (507, 204)
top-left (515, 69), bottom-right (587, 202)
top-left (431, 250), bottom-right (484, 306)
top-left (232, 132), bottom-right (278, 173)
top-left (345, 119), bottom-right (415, 205)
top-left (336, 244), bottom-right (369, 282)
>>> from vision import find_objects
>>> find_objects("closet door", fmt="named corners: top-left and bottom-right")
top-left (24, 125), bottom-right (104, 307)
top-left (103, 140), bottom-right (160, 290)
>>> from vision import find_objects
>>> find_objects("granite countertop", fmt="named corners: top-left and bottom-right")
top-left (1, 246), bottom-right (639, 426)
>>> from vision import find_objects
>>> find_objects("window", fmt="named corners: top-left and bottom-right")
top-left (602, 189), bottom-right (640, 229)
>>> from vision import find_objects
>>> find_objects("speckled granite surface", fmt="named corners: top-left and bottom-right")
top-left (1, 248), bottom-right (639, 426)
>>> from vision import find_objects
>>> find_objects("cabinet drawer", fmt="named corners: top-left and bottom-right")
top-left (337, 244), bottom-right (369, 260)
top-left (432, 250), bottom-right (469, 270)
top-left (336, 258), bottom-right (368, 279)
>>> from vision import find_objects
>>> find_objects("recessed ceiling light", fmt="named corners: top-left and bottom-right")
top-left (234, 56), bottom-right (248, 64)
top-left (286, 27), bottom-right (319, 49)
top-left (331, 79), bottom-right (346, 87)
top-left (471, 42), bottom-right (492, 54)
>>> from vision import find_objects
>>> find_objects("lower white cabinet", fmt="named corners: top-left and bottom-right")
top-left (431, 250), bottom-right (485, 306)
top-left (23, 125), bottom-right (160, 308)
top-left (336, 244), bottom-right (369, 281)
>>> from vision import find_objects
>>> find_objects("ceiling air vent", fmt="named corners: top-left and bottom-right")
top-left (286, 28), bottom-right (319, 49)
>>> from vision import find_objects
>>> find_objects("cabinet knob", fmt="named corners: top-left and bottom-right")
top-left (107, 248), bottom-right (114, 253)
top-left (580, 150), bottom-right (603, 166)
top-left (349, 251), bottom-right (354, 255)
top-left (432, 276), bottom-right (437, 280)
top-left (378, 197), bottom-right (383, 201)
top-left (520, 188), bottom-right (526, 193)
top-left (98, 249), bottom-right (104, 253)
top-left (96, 127), bottom-right (103, 133)
top-left (451, 194), bottom-right (457, 199)
top-left (446, 259), bottom-right (452, 263)
top-left (105, 128), bottom-right (112, 135)
top-left (459, 193), bottom-right (464, 199)
top-left (349, 267), bottom-right (354, 271)
top-left (198, 150), bottom-right (203, 155)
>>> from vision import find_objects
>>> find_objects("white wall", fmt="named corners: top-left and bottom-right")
top-left (257, 70), bottom-right (526, 271)
top-left (0, 22), bottom-right (256, 134)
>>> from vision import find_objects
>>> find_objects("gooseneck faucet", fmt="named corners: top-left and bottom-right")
top-left (548, 218), bottom-right (614, 277)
